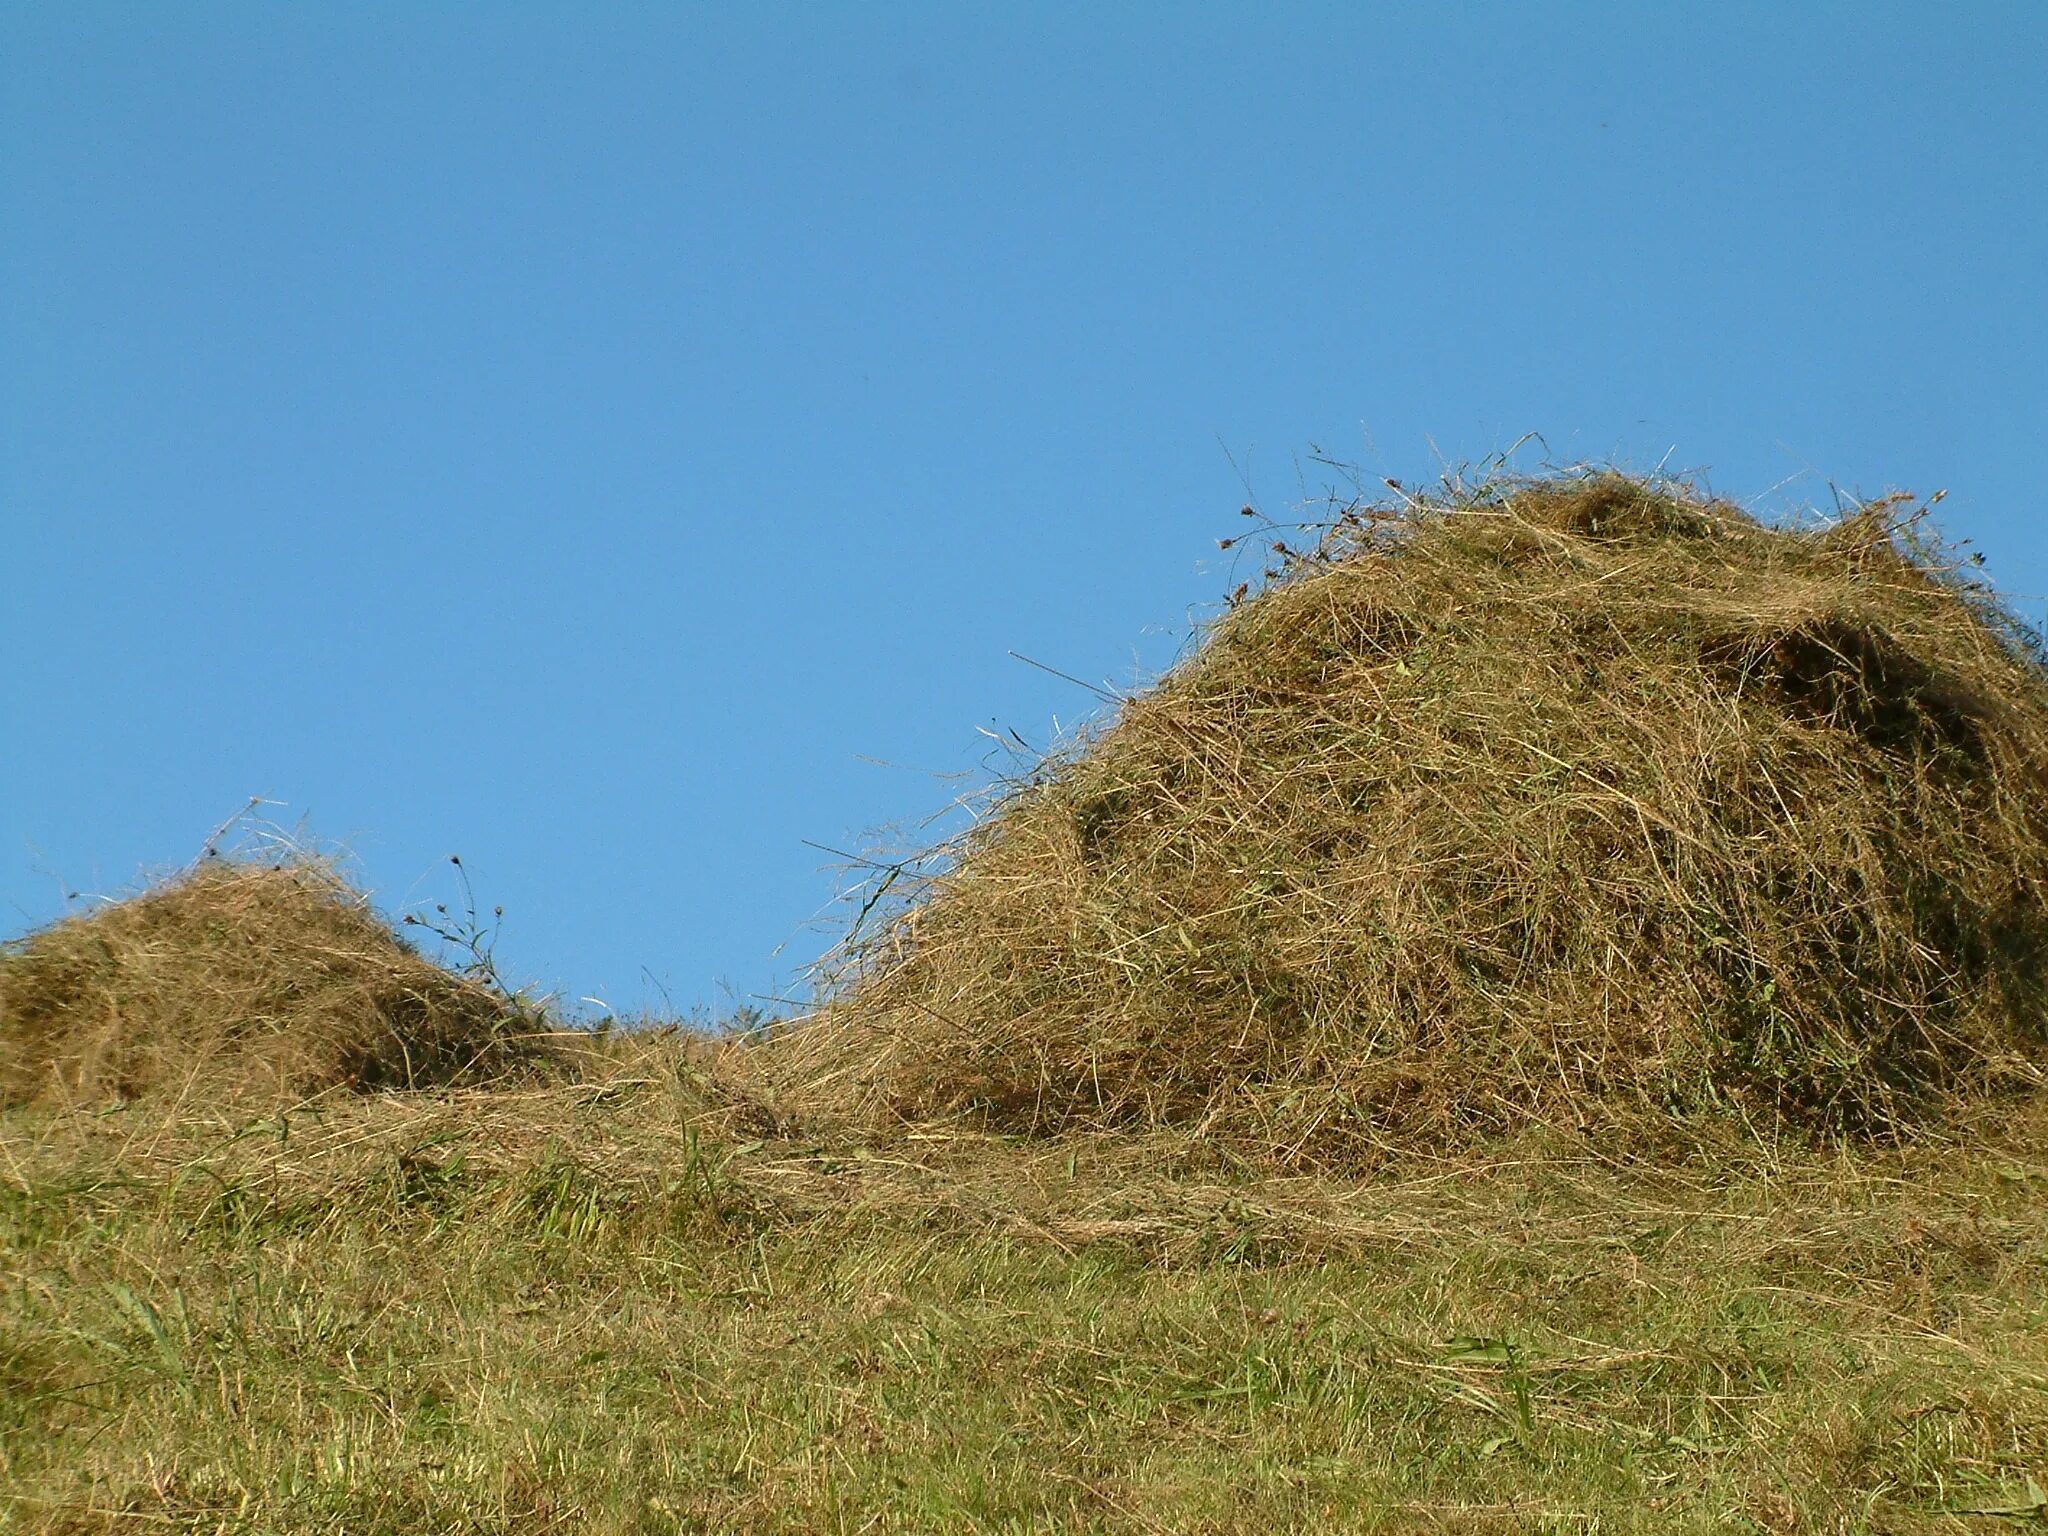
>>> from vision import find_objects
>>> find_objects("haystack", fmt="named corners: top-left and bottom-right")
top-left (0, 859), bottom-right (540, 1107)
top-left (776, 475), bottom-right (2048, 1161)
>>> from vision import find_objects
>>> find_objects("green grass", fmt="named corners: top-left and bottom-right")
top-left (5, 1049), bottom-right (2048, 1533)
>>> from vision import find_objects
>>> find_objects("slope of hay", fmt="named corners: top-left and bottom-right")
top-left (0, 859), bottom-right (541, 1107)
top-left (776, 474), bottom-right (2048, 1161)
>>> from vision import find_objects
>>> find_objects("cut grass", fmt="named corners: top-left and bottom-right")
top-left (8, 471), bottom-right (2048, 1530)
top-left (779, 475), bottom-right (2048, 1162)
top-left (0, 858), bottom-right (545, 1110)
top-left (4, 1037), bottom-right (2046, 1533)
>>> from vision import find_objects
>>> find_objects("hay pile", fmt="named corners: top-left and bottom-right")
top-left (0, 860), bottom-right (541, 1107)
top-left (777, 475), bottom-right (2048, 1161)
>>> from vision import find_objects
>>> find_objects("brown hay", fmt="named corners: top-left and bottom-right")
top-left (0, 859), bottom-right (544, 1107)
top-left (770, 474), bottom-right (2048, 1164)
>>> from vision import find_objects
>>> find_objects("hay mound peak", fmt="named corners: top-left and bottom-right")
top-left (781, 472), bottom-right (2048, 1162)
top-left (0, 856), bottom-right (542, 1107)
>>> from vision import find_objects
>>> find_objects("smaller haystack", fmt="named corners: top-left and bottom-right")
top-left (0, 860), bottom-right (540, 1107)
top-left (775, 474), bottom-right (2048, 1162)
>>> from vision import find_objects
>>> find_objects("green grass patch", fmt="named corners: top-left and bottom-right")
top-left (5, 1061), bottom-right (2046, 1532)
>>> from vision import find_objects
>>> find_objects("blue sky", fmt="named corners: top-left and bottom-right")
top-left (4, 3), bottom-right (2045, 1017)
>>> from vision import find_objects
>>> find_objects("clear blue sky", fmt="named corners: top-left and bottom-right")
top-left (5, 3), bottom-right (2045, 1018)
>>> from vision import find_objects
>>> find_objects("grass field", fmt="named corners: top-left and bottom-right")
top-left (7, 1037), bottom-right (2048, 1534)
top-left (10, 478), bottom-right (2048, 1531)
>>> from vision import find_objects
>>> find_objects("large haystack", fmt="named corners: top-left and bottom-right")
top-left (0, 859), bottom-right (541, 1107)
top-left (777, 475), bottom-right (2048, 1160)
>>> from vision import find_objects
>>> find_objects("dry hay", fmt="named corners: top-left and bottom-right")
top-left (0, 858), bottom-right (543, 1107)
top-left (771, 474), bottom-right (2048, 1163)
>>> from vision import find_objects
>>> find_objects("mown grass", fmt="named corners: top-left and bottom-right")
top-left (784, 476), bottom-right (2048, 1160)
top-left (11, 471), bottom-right (2048, 1529)
top-left (5, 1038), bottom-right (2047, 1533)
